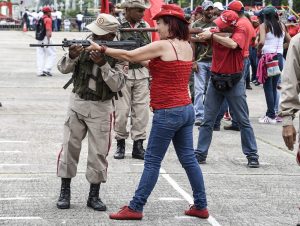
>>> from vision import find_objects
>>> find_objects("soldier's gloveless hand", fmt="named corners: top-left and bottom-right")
top-left (69, 45), bottom-right (84, 59)
top-left (89, 50), bottom-right (107, 67)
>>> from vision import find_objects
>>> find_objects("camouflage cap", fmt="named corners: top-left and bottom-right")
top-left (120, 0), bottom-right (150, 9)
top-left (86, 14), bottom-right (120, 35)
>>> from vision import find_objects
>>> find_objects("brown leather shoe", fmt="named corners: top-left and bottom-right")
top-left (109, 206), bottom-right (143, 220)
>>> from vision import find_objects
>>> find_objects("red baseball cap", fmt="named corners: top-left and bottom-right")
top-left (152, 4), bottom-right (189, 24)
top-left (227, 1), bottom-right (244, 12)
top-left (214, 10), bottom-right (239, 29)
top-left (192, 6), bottom-right (203, 15)
top-left (42, 6), bottom-right (52, 13)
top-left (250, 15), bottom-right (259, 22)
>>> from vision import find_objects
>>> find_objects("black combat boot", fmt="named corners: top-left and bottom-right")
top-left (87, 183), bottom-right (107, 211)
top-left (132, 140), bottom-right (145, 160)
top-left (114, 139), bottom-right (125, 159)
top-left (56, 178), bottom-right (71, 209)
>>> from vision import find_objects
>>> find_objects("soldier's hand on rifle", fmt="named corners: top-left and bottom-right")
top-left (89, 50), bottom-right (106, 66)
top-left (69, 45), bottom-right (84, 59)
top-left (85, 40), bottom-right (107, 53)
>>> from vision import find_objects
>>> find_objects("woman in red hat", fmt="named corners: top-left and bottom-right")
top-left (87, 3), bottom-right (209, 221)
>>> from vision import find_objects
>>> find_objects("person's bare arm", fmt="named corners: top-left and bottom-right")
top-left (198, 30), bottom-right (238, 49)
top-left (257, 24), bottom-right (266, 54)
top-left (86, 40), bottom-right (165, 63)
top-left (283, 24), bottom-right (291, 46)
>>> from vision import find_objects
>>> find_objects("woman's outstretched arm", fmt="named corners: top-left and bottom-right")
top-left (86, 40), bottom-right (165, 63)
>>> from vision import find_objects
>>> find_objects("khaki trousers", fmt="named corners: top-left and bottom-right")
top-left (114, 78), bottom-right (149, 141)
top-left (57, 109), bottom-right (112, 184)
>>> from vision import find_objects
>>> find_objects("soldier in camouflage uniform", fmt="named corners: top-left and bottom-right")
top-left (56, 14), bottom-right (127, 211)
top-left (113, 0), bottom-right (151, 160)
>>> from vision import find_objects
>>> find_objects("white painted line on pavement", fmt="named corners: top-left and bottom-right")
top-left (175, 216), bottom-right (194, 219)
top-left (132, 163), bottom-right (144, 166)
top-left (0, 217), bottom-right (42, 220)
top-left (0, 197), bottom-right (31, 201)
top-left (0, 141), bottom-right (29, 143)
top-left (159, 168), bottom-right (193, 203)
top-left (160, 168), bottom-right (222, 226)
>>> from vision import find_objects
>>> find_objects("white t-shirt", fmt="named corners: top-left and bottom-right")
top-left (56, 11), bottom-right (62, 20)
top-left (76, 14), bottom-right (83, 21)
top-left (64, 19), bottom-right (71, 26)
top-left (51, 12), bottom-right (57, 20)
top-left (37, 11), bottom-right (43, 19)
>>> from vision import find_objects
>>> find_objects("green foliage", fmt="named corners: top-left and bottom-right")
top-left (294, 1), bottom-right (300, 12)
top-left (65, 9), bottom-right (79, 17)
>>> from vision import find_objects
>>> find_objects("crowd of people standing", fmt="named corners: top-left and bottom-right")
top-left (22, 7), bottom-right (85, 32)
top-left (27, 0), bottom-right (300, 222)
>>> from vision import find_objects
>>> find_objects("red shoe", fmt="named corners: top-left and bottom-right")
top-left (109, 206), bottom-right (143, 220)
top-left (185, 205), bottom-right (209, 219)
top-left (223, 111), bottom-right (231, 121)
top-left (297, 150), bottom-right (300, 166)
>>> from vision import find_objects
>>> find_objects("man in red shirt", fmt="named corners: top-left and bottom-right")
top-left (194, 10), bottom-right (260, 168)
top-left (214, 0), bottom-right (256, 133)
top-left (36, 6), bottom-right (56, 77)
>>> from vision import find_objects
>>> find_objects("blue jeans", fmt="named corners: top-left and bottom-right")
top-left (214, 58), bottom-right (250, 129)
top-left (195, 76), bottom-right (259, 161)
top-left (194, 61), bottom-right (212, 121)
top-left (249, 46), bottom-right (258, 81)
top-left (129, 104), bottom-right (207, 212)
top-left (263, 53), bottom-right (283, 119)
top-left (243, 57), bottom-right (251, 84)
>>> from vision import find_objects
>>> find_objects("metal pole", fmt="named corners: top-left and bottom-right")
top-left (190, 0), bottom-right (193, 11)
top-left (288, 0), bottom-right (293, 9)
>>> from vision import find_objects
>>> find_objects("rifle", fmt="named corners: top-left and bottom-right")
top-left (119, 28), bottom-right (158, 33)
top-left (29, 38), bottom-right (141, 50)
top-left (118, 27), bottom-right (217, 34)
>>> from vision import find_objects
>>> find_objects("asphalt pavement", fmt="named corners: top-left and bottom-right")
top-left (0, 31), bottom-right (299, 226)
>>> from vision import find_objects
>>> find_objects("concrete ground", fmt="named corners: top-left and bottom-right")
top-left (0, 31), bottom-right (299, 226)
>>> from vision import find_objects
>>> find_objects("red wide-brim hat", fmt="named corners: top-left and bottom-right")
top-left (152, 4), bottom-right (189, 24)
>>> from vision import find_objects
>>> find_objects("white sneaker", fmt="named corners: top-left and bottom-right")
top-left (258, 116), bottom-right (276, 124)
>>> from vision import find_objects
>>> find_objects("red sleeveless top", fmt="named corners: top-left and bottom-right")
top-left (149, 41), bottom-right (193, 110)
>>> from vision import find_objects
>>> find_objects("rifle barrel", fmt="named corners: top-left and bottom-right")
top-left (118, 27), bottom-right (216, 34)
top-left (29, 39), bottom-right (140, 50)
top-left (29, 44), bottom-right (64, 47)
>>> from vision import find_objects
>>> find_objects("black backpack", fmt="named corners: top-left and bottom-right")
top-left (35, 18), bottom-right (46, 41)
